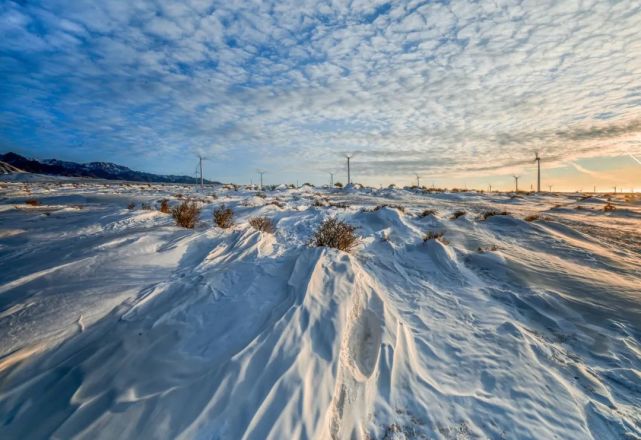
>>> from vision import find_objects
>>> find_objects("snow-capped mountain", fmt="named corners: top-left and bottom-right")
top-left (0, 152), bottom-right (218, 184)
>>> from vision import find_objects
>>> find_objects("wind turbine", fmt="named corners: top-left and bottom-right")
top-left (345, 154), bottom-right (353, 185)
top-left (513, 175), bottom-right (520, 192)
top-left (329, 172), bottom-right (334, 187)
top-left (197, 155), bottom-right (209, 190)
top-left (257, 169), bottom-right (266, 191)
top-left (416, 174), bottom-right (421, 187)
top-left (488, 184), bottom-right (492, 192)
top-left (534, 152), bottom-right (541, 192)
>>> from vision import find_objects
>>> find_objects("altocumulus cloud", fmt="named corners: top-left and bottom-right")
top-left (1, 0), bottom-right (641, 180)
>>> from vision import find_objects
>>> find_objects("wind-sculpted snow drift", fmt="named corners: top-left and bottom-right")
top-left (0, 180), bottom-right (640, 439)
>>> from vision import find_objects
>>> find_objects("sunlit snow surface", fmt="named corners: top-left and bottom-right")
top-left (1, 178), bottom-right (640, 439)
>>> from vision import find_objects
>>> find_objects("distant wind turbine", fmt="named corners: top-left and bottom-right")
top-left (345, 154), bottom-right (353, 185)
top-left (196, 155), bottom-right (210, 190)
top-left (416, 174), bottom-right (421, 187)
top-left (534, 152), bottom-right (541, 192)
top-left (329, 172), bottom-right (334, 187)
top-left (513, 175), bottom-right (520, 192)
top-left (257, 169), bottom-right (266, 191)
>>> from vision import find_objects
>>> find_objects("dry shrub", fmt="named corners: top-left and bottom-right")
top-left (478, 245), bottom-right (499, 253)
top-left (249, 216), bottom-right (275, 233)
top-left (480, 210), bottom-right (510, 220)
top-left (141, 202), bottom-right (152, 210)
top-left (159, 199), bottom-right (170, 213)
top-left (171, 200), bottom-right (201, 228)
top-left (255, 192), bottom-right (267, 199)
top-left (213, 205), bottom-right (234, 228)
top-left (313, 198), bottom-right (327, 207)
top-left (450, 210), bottom-right (465, 220)
top-left (419, 209), bottom-right (437, 218)
top-left (603, 202), bottom-right (616, 212)
top-left (328, 201), bottom-right (350, 209)
top-left (127, 202), bottom-right (136, 210)
top-left (524, 214), bottom-right (540, 222)
top-left (268, 200), bottom-right (285, 209)
top-left (373, 204), bottom-right (405, 213)
top-left (25, 199), bottom-right (40, 206)
top-left (423, 231), bottom-right (446, 243)
top-left (312, 218), bottom-right (359, 252)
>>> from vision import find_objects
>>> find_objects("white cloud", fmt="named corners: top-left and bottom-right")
top-left (2, 0), bottom-right (641, 182)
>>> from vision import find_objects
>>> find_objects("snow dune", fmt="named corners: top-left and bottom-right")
top-left (0, 180), bottom-right (640, 439)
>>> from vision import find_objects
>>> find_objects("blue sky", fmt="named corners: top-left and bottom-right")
top-left (1, 0), bottom-right (641, 189)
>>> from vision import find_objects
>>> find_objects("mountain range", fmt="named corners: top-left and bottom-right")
top-left (0, 152), bottom-right (218, 184)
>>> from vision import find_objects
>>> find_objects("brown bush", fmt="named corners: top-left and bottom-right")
top-left (419, 209), bottom-right (437, 218)
top-left (249, 216), bottom-right (275, 233)
top-left (312, 218), bottom-right (359, 252)
top-left (480, 210), bottom-right (510, 220)
top-left (373, 204), bottom-right (405, 213)
top-left (450, 210), bottom-right (465, 220)
top-left (159, 199), bottom-right (170, 213)
top-left (171, 200), bottom-right (201, 228)
top-left (423, 231), bottom-right (446, 243)
top-left (524, 214), bottom-right (540, 222)
top-left (213, 205), bottom-right (234, 228)
top-left (25, 199), bottom-right (40, 206)
top-left (603, 202), bottom-right (616, 212)
top-left (127, 202), bottom-right (136, 210)
top-left (268, 200), bottom-right (285, 209)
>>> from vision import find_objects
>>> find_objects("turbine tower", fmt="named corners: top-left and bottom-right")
top-left (513, 175), bottom-right (520, 192)
top-left (329, 172), bottom-right (334, 187)
top-left (534, 152), bottom-right (541, 192)
top-left (197, 155), bottom-right (209, 190)
top-left (416, 174), bottom-right (421, 187)
top-left (257, 169), bottom-right (266, 191)
top-left (345, 154), bottom-right (353, 185)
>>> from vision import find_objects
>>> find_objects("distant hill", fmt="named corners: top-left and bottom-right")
top-left (0, 152), bottom-right (219, 184)
top-left (0, 160), bottom-right (24, 174)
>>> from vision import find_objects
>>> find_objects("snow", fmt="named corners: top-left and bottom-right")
top-left (0, 180), bottom-right (640, 439)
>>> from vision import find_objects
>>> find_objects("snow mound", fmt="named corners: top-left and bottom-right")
top-left (0, 182), bottom-right (640, 439)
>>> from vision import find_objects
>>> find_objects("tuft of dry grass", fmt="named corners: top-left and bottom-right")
top-left (372, 204), bottom-right (405, 213)
top-left (268, 200), bottom-right (286, 209)
top-left (141, 202), bottom-right (152, 210)
top-left (171, 200), bottom-right (201, 228)
top-left (423, 231), bottom-right (447, 243)
top-left (25, 199), bottom-right (40, 206)
top-left (255, 192), bottom-right (267, 199)
top-left (450, 210), bottom-right (465, 220)
top-left (419, 209), bottom-right (437, 218)
top-left (249, 216), bottom-right (275, 233)
top-left (159, 199), bottom-right (170, 213)
top-left (127, 202), bottom-right (136, 210)
top-left (213, 205), bottom-right (234, 228)
top-left (603, 202), bottom-right (616, 212)
top-left (312, 218), bottom-right (359, 252)
top-left (524, 214), bottom-right (540, 222)
top-left (480, 210), bottom-right (510, 220)
top-left (478, 244), bottom-right (499, 253)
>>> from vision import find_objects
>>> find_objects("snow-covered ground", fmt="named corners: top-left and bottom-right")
top-left (1, 178), bottom-right (640, 439)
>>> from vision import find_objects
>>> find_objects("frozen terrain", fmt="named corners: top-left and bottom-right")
top-left (1, 178), bottom-right (640, 439)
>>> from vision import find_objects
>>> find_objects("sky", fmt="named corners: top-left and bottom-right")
top-left (1, 0), bottom-right (641, 190)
